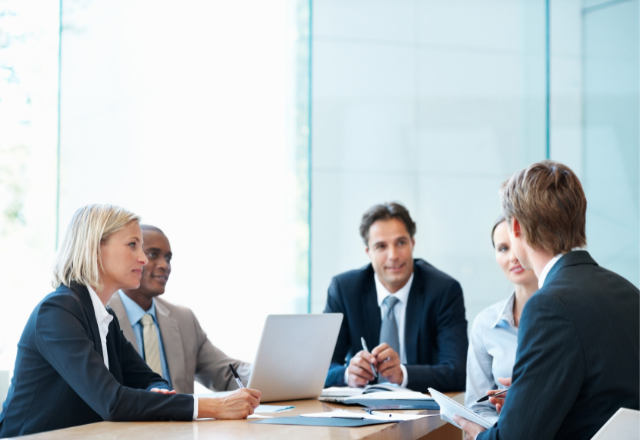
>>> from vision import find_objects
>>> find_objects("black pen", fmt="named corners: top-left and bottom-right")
top-left (476, 388), bottom-right (508, 403)
top-left (360, 337), bottom-right (378, 378)
top-left (229, 363), bottom-right (245, 389)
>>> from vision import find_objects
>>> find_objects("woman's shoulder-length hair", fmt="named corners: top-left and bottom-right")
top-left (52, 204), bottom-right (140, 291)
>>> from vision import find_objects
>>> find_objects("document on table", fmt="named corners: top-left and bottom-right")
top-left (428, 388), bottom-right (493, 429)
top-left (300, 410), bottom-right (437, 422)
top-left (255, 404), bottom-right (295, 413)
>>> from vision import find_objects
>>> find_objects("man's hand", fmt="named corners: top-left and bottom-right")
top-left (488, 377), bottom-right (511, 414)
top-left (198, 388), bottom-right (261, 419)
top-left (150, 388), bottom-right (176, 395)
top-left (347, 350), bottom-right (377, 387)
top-left (371, 343), bottom-right (403, 385)
top-left (453, 415), bottom-right (486, 440)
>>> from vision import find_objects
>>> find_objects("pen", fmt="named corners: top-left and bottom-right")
top-left (476, 388), bottom-right (508, 403)
top-left (229, 363), bottom-right (245, 389)
top-left (360, 337), bottom-right (378, 378)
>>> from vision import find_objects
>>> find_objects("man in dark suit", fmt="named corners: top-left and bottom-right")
top-left (456, 161), bottom-right (640, 440)
top-left (324, 202), bottom-right (468, 392)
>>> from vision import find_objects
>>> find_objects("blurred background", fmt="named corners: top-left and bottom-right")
top-left (0, 0), bottom-right (637, 394)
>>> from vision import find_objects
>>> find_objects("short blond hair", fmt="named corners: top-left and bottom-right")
top-left (500, 160), bottom-right (587, 255)
top-left (53, 204), bottom-right (140, 290)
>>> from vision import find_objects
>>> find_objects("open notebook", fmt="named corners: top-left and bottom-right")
top-left (320, 384), bottom-right (433, 403)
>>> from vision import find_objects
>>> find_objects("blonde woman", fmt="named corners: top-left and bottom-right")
top-left (464, 215), bottom-right (538, 424)
top-left (0, 205), bottom-right (260, 437)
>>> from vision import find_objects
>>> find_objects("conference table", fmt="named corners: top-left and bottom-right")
top-left (16, 393), bottom-right (464, 440)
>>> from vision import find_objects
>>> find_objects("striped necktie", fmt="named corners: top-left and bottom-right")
top-left (140, 314), bottom-right (163, 376)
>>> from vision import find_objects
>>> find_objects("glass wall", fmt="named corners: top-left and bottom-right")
top-left (310, 0), bottom-right (639, 329)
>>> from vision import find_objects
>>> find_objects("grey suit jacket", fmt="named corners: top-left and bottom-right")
top-left (108, 293), bottom-right (251, 394)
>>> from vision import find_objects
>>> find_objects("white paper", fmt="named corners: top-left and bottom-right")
top-left (300, 410), bottom-right (433, 421)
top-left (428, 388), bottom-right (492, 429)
top-left (255, 404), bottom-right (295, 413)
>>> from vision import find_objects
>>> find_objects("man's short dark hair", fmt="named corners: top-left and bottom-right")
top-left (359, 202), bottom-right (416, 246)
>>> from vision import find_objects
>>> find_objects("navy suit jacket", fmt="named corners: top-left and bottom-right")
top-left (0, 284), bottom-right (194, 437)
top-left (478, 251), bottom-right (640, 440)
top-left (324, 259), bottom-right (468, 392)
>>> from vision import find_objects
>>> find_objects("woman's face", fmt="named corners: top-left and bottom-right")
top-left (99, 221), bottom-right (148, 294)
top-left (493, 221), bottom-right (537, 286)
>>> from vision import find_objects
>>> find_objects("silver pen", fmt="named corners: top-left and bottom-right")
top-left (360, 337), bottom-right (378, 378)
top-left (229, 363), bottom-right (245, 389)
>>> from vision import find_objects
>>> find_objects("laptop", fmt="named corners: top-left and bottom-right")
top-left (247, 314), bottom-right (343, 402)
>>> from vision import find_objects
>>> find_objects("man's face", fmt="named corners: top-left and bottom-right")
top-left (507, 217), bottom-right (532, 270)
top-left (137, 229), bottom-right (172, 297)
top-left (365, 218), bottom-right (415, 293)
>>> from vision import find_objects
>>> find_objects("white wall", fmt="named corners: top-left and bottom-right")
top-left (58, 0), bottom-right (308, 365)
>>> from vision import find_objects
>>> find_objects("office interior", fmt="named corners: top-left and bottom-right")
top-left (0, 0), bottom-right (637, 401)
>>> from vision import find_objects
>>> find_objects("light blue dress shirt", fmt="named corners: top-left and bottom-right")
top-left (118, 291), bottom-right (172, 388)
top-left (464, 292), bottom-right (518, 424)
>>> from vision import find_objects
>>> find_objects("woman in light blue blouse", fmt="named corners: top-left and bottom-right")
top-left (464, 215), bottom-right (538, 423)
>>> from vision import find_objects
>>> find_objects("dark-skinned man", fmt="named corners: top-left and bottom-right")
top-left (108, 225), bottom-right (251, 393)
top-left (324, 202), bottom-right (468, 392)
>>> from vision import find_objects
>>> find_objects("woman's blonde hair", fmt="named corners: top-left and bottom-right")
top-left (53, 204), bottom-right (140, 290)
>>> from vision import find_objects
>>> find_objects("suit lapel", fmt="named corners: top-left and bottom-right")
top-left (404, 265), bottom-right (424, 365)
top-left (156, 298), bottom-right (185, 391)
top-left (362, 268), bottom-right (382, 347)
top-left (72, 283), bottom-right (104, 360)
top-left (108, 292), bottom-right (140, 352)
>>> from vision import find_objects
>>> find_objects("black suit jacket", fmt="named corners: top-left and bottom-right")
top-left (0, 284), bottom-right (194, 437)
top-left (478, 251), bottom-right (640, 440)
top-left (324, 259), bottom-right (468, 392)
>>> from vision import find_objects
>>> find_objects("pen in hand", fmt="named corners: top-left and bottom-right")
top-left (476, 388), bottom-right (508, 403)
top-left (229, 363), bottom-right (245, 389)
top-left (360, 337), bottom-right (378, 378)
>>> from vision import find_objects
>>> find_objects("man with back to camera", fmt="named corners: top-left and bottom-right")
top-left (323, 202), bottom-right (468, 392)
top-left (107, 225), bottom-right (251, 394)
top-left (455, 161), bottom-right (639, 440)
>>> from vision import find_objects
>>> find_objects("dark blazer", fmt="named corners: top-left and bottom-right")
top-left (0, 284), bottom-right (194, 437)
top-left (324, 259), bottom-right (468, 392)
top-left (478, 251), bottom-right (640, 440)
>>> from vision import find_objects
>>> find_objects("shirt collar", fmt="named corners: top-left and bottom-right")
top-left (118, 290), bottom-right (157, 326)
top-left (86, 285), bottom-right (113, 325)
top-left (537, 248), bottom-right (583, 288)
top-left (492, 291), bottom-right (516, 328)
top-left (375, 272), bottom-right (414, 307)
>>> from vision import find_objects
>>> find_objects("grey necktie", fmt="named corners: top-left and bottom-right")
top-left (141, 314), bottom-right (163, 376)
top-left (379, 295), bottom-right (401, 355)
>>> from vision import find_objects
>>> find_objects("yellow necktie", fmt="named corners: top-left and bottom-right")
top-left (141, 314), bottom-right (163, 376)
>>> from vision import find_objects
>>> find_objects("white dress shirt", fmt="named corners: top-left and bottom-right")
top-left (538, 254), bottom-right (564, 288)
top-left (86, 285), bottom-right (113, 369)
top-left (88, 287), bottom-right (198, 420)
top-left (465, 292), bottom-right (518, 424)
top-left (375, 273), bottom-right (411, 388)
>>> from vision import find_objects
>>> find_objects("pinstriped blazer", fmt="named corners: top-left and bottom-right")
top-left (478, 251), bottom-right (639, 440)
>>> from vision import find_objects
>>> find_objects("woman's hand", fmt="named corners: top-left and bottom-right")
top-left (198, 388), bottom-right (262, 419)
top-left (488, 377), bottom-right (511, 414)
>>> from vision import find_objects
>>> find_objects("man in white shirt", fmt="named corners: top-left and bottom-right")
top-left (323, 202), bottom-right (468, 392)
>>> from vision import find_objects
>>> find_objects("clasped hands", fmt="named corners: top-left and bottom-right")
top-left (348, 342), bottom-right (403, 387)
top-left (454, 377), bottom-right (511, 440)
